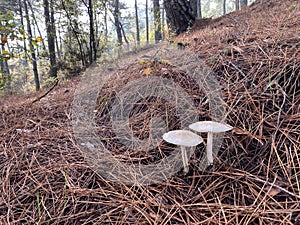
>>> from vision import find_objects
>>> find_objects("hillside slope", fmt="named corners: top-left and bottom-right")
top-left (0, 0), bottom-right (299, 224)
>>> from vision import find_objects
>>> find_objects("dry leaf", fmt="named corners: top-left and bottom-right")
top-left (264, 186), bottom-right (281, 197)
top-left (142, 67), bottom-right (152, 76)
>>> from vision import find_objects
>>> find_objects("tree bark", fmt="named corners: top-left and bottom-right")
top-left (88, 0), bottom-right (97, 63)
top-left (223, 0), bottom-right (226, 15)
top-left (113, 0), bottom-right (122, 45)
top-left (197, 0), bottom-right (202, 18)
top-left (240, 0), bottom-right (248, 8)
top-left (61, 0), bottom-right (85, 66)
top-left (153, 0), bottom-right (162, 43)
top-left (135, 0), bottom-right (140, 44)
top-left (18, 0), bottom-right (28, 66)
top-left (28, 0), bottom-right (46, 51)
top-left (235, 0), bottom-right (240, 10)
top-left (145, 0), bottom-right (149, 43)
top-left (163, 0), bottom-right (195, 35)
top-left (24, 0), bottom-right (40, 91)
top-left (44, 0), bottom-right (57, 78)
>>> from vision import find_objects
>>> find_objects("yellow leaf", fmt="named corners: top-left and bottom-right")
top-left (142, 68), bottom-right (152, 76)
top-left (36, 37), bottom-right (42, 42)
top-left (160, 59), bottom-right (171, 64)
top-left (2, 50), bottom-right (9, 55)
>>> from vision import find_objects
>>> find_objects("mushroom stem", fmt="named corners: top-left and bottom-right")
top-left (181, 146), bottom-right (189, 173)
top-left (207, 132), bottom-right (213, 164)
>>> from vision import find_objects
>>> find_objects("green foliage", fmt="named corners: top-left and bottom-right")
top-left (0, 11), bottom-right (26, 60)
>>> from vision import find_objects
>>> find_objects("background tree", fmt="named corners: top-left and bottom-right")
top-left (153, 0), bottom-right (162, 43)
top-left (113, 0), bottom-right (123, 45)
top-left (163, 0), bottom-right (195, 35)
top-left (24, 0), bottom-right (40, 91)
top-left (44, 0), bottom-right (57, 78)
top-left (240, 0), bottom-right (248, 8)
top-left (145, 0), bottom-right (149, 43)
top-left (235, 0), bottom-right (240, 10)
top-left (135, 0), bottom-right (140, 44)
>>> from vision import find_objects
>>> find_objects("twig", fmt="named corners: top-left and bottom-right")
top-left (247, 175), bottom-right (300, 200)
top-left (31, 79), bottom-right (59, 104)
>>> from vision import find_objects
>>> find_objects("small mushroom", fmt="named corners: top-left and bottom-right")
top-left (163, 130), bottom-right (203, 173)
top-left (189, 121), bottom-right (233, 165)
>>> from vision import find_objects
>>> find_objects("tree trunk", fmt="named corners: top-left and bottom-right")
top-left (190, 0), bottom-right (197, 18)
top-left (161, 6), bottom-right (165, 40)
top-left (61, 0), bottom-right (85, 66)
top-left (197, 0), bottom-right (202, 18)
top-left (104, 0), bottom-right (108, 42)
top-left (24, 0), bottom-right (40, 91)
top-left (135, 0), bottom-right (140, 44)
top-left (113, 0), bottom-right (122, 45)
top-left (223, 0), bottom-right (226, 15)
top-left (0, 42), bottom-right (11, 90)
top-left (44, 0), bottom-right (57, 78)
top-left (18, 0), bottom-right (28, 66)
top-left (163, 0), bottom-right (195, 35)
top-left (153, 0), bottom-right (162, 43)
top-left (235, 0), bottom-right (240, 10)
top-left (145, 0), bottom-right (149, 43)
top-left (88, 0), bottom-right (97, 63)
top-left (28, 0), bottom-right (46, 51)
top-left (120, 22), bottom-right (129, 45)
top-left (240, 0), bottom-right (248, 8)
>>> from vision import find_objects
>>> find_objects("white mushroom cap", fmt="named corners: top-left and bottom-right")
top-left (189, 121), bottom-right (233, 133)
top-left (163, 130), bottom-right (203, 147)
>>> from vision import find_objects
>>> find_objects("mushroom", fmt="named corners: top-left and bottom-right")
top-left (189, 121), bottom-right (233, 165)
top-left (163, 130), bottom-right (203, 173)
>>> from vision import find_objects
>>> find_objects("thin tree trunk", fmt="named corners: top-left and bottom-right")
top-left (0, 42), bottom-right (11, 90)
top-left (55, 31), bottom-right (61, 60)
top-left (197, 0), bottom-right (202, 18)
top-left (161, 6), bottom-right (165, 41)
top-left (27, 0), bottom-right (46, 51)
top-left (153, 0), bottom-right (162, 43)
top-left (145, 0), bottom-right (149, 43)
top-left (235, 0), bottom-right (240, 10)
top-left (223, 0), bottom-right (226, 15)
top-left (18, 0), bottom-right (28, 66)
top-left (113, 0), bottom-right (122, 45)
top-left (88, 0), bottom-right (97, 63)
top-left (44, 0), bottom-right (57, 78)
top-left (135, 0), bottom-right (140, 45)
top-left (24, 0), bottom-right (40, 91)
top-left (120, 22), bottom-right (129, 45)
top-left (61, 0), bottom-right (85, 66)
top-left (104, 0), bottom-right (108, 41)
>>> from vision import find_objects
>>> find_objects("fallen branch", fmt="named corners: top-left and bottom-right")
top-left (31, 79), bottom-right (59, 104)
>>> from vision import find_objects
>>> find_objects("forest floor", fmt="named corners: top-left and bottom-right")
top-left (0, 0), bottom-right (299, 224)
